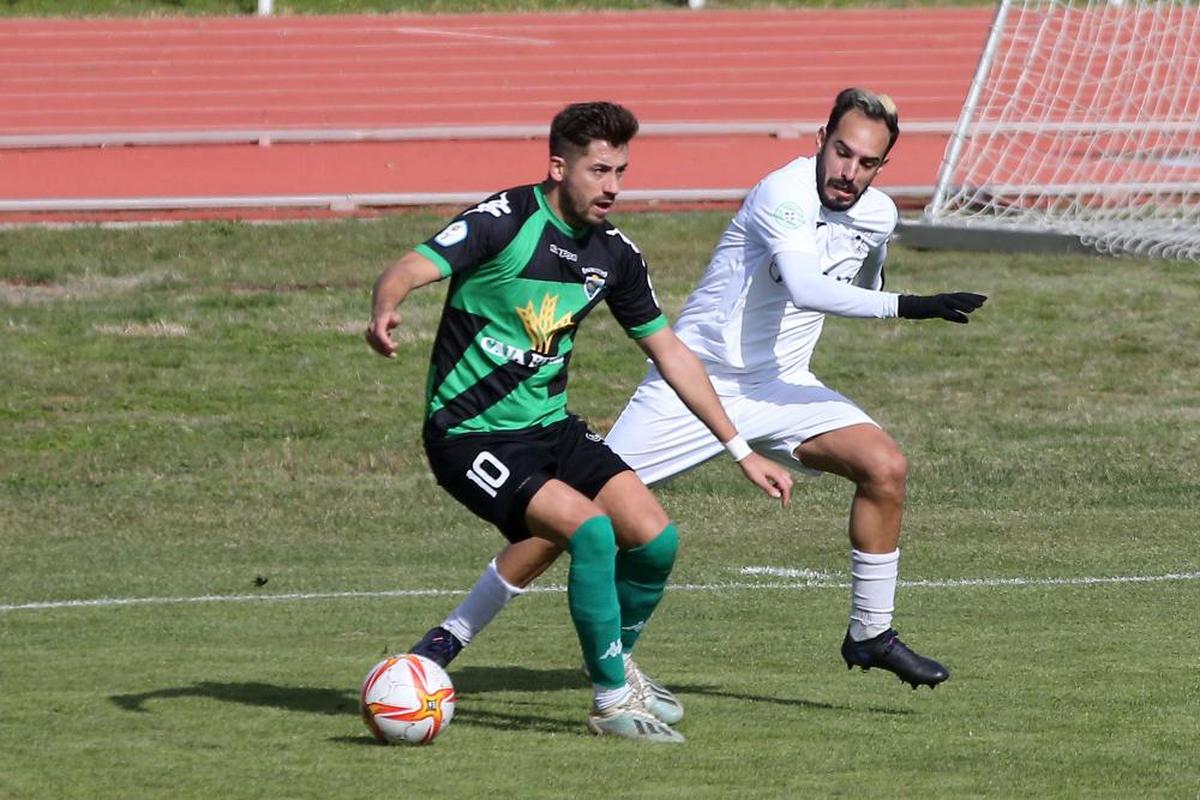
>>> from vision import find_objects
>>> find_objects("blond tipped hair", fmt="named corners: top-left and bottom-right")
top-left (826, 88), bottom-right (900, 153)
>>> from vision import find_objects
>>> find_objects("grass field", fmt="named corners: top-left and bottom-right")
top-left (1, 211), bottom-right (1198, 798)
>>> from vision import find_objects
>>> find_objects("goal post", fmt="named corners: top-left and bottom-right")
top-left (922, 0), bottom-right (1200, 259)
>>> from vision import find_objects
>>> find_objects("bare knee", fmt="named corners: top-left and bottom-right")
top-left (595, 470), bottom-right (669, 548)
top-left (858, 446), bottom-right (908, 506)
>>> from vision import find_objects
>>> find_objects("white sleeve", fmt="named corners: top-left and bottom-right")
top-left (774, 249), bottom-right (898, 318)
top-left (746, 169), bottom-right (823, 257)
top-left (853, 241), bottom-right (888, 291)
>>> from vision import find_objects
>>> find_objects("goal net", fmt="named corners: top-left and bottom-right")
top-left (924, 0), bottom-right (1200, 259)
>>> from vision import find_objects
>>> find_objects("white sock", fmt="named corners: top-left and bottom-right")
top-left (441, 558), bottom-right (526, 645)
top-left (593, 683), bottom-right (632, 711)
top-left (848, 548), bottom-right (899, 641)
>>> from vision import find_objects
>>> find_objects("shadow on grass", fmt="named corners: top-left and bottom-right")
top-left (110, 682), bottom-right (358, 715)
top-left (452, 666), bottom-right (908, 715)
top-left (107, 666), bottom-right (587, 715)
top-left (451, 665), bottom-right (586, 693)
top-left (330, 700), bottom-right (586, 745)
top-left (693, 688), bottom-right (914, 717)
top-left (108, 665), bottom-right (910, 728)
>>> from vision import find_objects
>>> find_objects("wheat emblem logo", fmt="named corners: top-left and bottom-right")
top-left (516, 295), bottom-right (573, 354)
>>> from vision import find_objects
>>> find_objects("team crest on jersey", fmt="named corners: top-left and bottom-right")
top-left (464, 191), bottom-right (512, 219)
top-left (516, 294), bottom-right (574, 353)
top-left (434, 220), bottom-right (468, 247)
top-left (582, 266), bottom-right (609, 300)
top-left (773, 201), bottom-right (807, 230)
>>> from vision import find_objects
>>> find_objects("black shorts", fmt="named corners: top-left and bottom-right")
top-left (423, 414), bottom-right (632, 543)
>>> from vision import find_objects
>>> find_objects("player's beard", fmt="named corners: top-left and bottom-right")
top-left (815, 157), bottom-right (863, 212)
top-left (563, 184), bottom-right (612, 228)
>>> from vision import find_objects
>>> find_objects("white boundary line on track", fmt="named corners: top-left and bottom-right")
top-left (0, 186), bottom-right (938, 215)
top-left (0, 121), bottom-right (959, 150)
top-left (3, 569), bottom-right (1197, 614)
top-left (390, 26), bottom-right (553, 46)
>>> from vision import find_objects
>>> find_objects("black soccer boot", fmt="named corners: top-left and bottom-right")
top-left (841, 628), bottom-right (949, 689)
top-left (407, 626), bottom-right (464, 668)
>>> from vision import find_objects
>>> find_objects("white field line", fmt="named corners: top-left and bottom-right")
top-left (739, 566), bottom-right (1200, 588)
top-left (3, 568), bottom-right (1198, 614)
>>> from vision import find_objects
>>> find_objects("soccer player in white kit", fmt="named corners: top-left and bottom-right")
top-left (409, 89), bottom-right (986, 720)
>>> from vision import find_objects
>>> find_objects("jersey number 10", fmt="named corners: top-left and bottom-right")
top-left (466, 451), bottom-right (510, 498)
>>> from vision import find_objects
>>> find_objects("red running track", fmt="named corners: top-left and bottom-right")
top-left (0, 8), bottom-right (994, 221)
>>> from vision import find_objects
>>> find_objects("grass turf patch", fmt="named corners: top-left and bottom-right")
top-left (1, 212), bottom-right (1197, 797)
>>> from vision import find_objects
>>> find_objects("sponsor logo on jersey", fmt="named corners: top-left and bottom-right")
top-left (515, 294), bottom-right (574, 353)
top-left (480, 336), bottom-right (564, 369)
top-left (434, 220), bottom-right (468, 247)
top-left (464, 191), bottom-right (512, 219)
top-left (549, 243), bottom-right (578, 262)
top-left (773, 201), bottom-right (807, 229)
top-left (581, 266), bottom-right (609, 301)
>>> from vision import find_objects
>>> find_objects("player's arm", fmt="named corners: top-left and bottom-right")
top-left (366, 250), bottom-right (443, 358)
top-left (775, 249), bottom-right (987, 324)
top-left (853, 241), bottom-right (888, 290)
top-left (636, 327), bottom-right (793, 507)
top-left (751, 175), bottom-right (899, 318)
top-left (774, 248), bottom-right (898, 317)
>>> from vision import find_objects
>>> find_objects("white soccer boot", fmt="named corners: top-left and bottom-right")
top-left (586, 690), bottom-right (685, 743)
top-left (581, 658), bottom-right (685, 725)
top-left (624, 658), bottom-right (685, 726)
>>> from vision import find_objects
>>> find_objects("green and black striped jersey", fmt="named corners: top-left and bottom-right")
top-left (415, 184), bottom-right (668, 437)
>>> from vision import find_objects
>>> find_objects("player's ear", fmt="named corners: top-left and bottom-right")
top-left (815, 126), bottom-right (827, 151)
top-left (548, 155), bottom-right (567, 183)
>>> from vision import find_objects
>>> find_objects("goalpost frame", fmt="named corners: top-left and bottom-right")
top-left (926, 0), bottom-right (1014, 220)
top-left (918, 0), bottom-right (1200, 259)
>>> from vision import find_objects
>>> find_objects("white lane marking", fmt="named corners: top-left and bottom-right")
top-left (391, 26), bottom-right (552, 46)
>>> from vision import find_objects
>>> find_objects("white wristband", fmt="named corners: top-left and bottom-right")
top-left (723, 434), bottom-right (752, 462)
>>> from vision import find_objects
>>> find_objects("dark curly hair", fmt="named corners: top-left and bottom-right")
top-left (549, 101), bottom-right (640, 159)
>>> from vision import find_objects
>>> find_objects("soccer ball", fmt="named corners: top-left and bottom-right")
top-left (360, 653), bottom-right (457, 745)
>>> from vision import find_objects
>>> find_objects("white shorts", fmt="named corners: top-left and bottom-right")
top-left (606, 368), bottom-right (877, 485)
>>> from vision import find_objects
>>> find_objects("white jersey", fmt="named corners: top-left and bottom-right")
top-left (673, 154), bottom-right (898, 383)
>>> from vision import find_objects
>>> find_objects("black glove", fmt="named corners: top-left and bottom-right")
top-left (897, 292), bottom-right (988, 324)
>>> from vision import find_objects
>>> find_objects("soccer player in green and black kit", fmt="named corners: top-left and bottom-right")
top-left (366, 102), bottom-right (793, 743)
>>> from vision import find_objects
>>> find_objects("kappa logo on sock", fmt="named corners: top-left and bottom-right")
top-left (600, 639), bottom-right (623, 660)
top-left (621, 620), bottom-right (646, 633)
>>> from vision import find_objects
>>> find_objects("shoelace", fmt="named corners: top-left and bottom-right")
top-left (624, 661), bottom-right (656, 704)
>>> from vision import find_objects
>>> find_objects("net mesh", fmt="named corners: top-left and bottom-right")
top-left (925, 0), bottom-right (1200, 259)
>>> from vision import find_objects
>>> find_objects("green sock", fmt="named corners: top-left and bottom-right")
top-left (565, 515), bottom-right (623, 689)
top-left (616, 523), bottom-right (679, 652)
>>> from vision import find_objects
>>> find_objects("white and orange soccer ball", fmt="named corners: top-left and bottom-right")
top-left (360, 653), bottom-right (457, 745)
